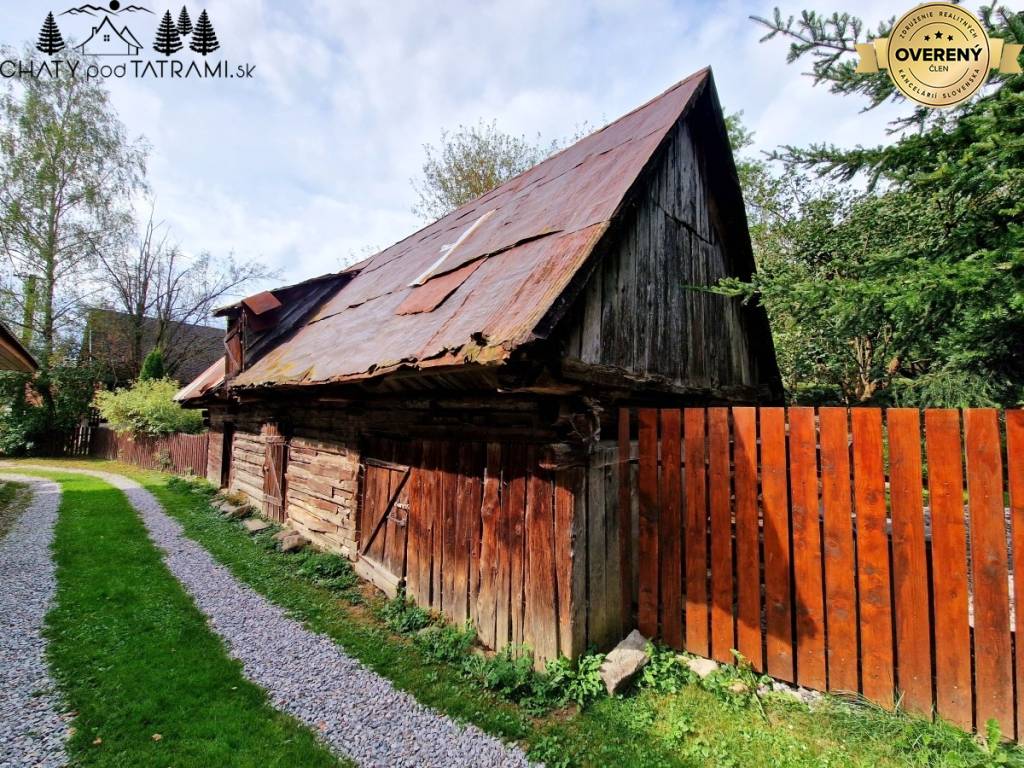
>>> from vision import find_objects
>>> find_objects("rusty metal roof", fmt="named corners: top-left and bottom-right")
top-left (231, 69), bottom-right (710, 390)
top-left (175, 356), bottom-right (225, 402)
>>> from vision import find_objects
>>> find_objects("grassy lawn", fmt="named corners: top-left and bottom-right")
top-left (0, 478), bottom-right (31, 539)
top-left (15, 459), bottom-right (1022, 768)
top-left (19, 469), bottom-right (347, 768)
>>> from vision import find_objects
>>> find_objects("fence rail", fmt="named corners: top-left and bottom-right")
top-left (619, 406), bottom-right (1024, 739)
top-left (73, 425), bottom-right (209, 477)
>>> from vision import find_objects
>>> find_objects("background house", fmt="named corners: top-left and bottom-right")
top-left (180, 68), bottom-right (780, 661)
top-left (83, 308), bottom-right (224, 387)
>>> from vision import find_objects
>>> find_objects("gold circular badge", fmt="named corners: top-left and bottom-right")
top-left (886, 2), bottom-right (991, 107)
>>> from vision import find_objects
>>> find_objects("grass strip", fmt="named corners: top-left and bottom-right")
top-left (37, 470), bottom-right (347, 768)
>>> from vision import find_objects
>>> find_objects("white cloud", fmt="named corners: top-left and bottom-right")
top-left (4, 0), bottom-right (910, 295)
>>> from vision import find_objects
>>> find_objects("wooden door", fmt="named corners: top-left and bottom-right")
top-left (262, 422), bottom-right (287, 522)
top-left (357, 457), bottom-right (412, 597)
top-left (220, 423), bottom-right (234, 489)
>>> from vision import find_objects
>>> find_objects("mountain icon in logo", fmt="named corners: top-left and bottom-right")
top-left (61, 2), bottom-right (153, 16)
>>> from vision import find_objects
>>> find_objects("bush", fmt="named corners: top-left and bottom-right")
top-left (94, 377), bottom-right (203, 436)
top-left (0, 358), bottom-right (100, 455)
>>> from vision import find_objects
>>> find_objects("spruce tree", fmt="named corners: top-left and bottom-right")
top-left (177, 6), bottom-right (193, 37)
top-left (189, 10), bottom-right (220, 56)
top-left (36, 13), bottom-right (66, 56)
top-left (153, 10), bottom-right (183, 56)
top-left (139, 348), bottom-right (166, 381)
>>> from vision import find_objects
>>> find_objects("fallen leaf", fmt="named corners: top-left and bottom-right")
top-left (151, 733), bottom-right (162, 742)
top-left (92, 737), bottom-right (102, 746)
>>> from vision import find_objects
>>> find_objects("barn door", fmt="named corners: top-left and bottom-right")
top-left (357, 457), bottom-right (412, 597)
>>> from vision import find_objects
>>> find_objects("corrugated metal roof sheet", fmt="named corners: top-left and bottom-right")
top-left (231, 68), bottom-right (710, 389)
top-left (175, 356), bottom-right (225, 402)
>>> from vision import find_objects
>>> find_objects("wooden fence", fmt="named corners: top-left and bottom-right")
top-left (79, 426), bottom-right (209, 476)
top-left (619, 407), bottom-right (1024, 739)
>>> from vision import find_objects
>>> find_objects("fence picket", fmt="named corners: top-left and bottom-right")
top-left (965, 409), bottom-right (1013, 736)
top-left (659, 409), bottom-right (683, 649)
top-left (708, 407), bottom-right (734, 664)
top-left (637, 408), bottom-right (660, 638)
top-left (818, 407), bottom-right (857, 694)
top-left (1006, 410), bottom-right (1024, 740)
top-left (850, 408), bottom-right (894, 707)
top-left (760, 407), bottom-right (793, 682)
top-left (732, 407), bottom-right (761, 669)
top-left (887, 409), bottom-right (933, 715)
top-left (924, 409), bottom-right (972, 730)
top-left (684, 408), bottom-right (709, 657)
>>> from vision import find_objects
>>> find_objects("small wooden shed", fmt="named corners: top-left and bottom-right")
top-left (180, 68), bottom-right (781, 661)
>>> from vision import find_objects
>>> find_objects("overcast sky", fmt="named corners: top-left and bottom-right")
top-left (6, 0), bottom-right (904, 290)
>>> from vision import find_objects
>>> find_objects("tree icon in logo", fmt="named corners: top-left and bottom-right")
top-left (37, 12), bottom-right (66, 56)
top-left (177, 6), bottom-right (193, 37)
top-left (189, 10), bottom-right (220, 56)
top-left (153, 10), bottom-right (184, 56)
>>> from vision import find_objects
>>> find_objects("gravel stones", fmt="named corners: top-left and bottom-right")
top-left (35, 467), bottom-right (531, 768)
top-left (0, 474), bottom-right (68, 768)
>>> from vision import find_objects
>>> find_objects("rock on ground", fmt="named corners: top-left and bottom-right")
top-left (0, 473), bottom-right (69, 768)
top-left (599, 629), bottom-right (650, 695)
top-left (22, 466), bottom-right (531, 768)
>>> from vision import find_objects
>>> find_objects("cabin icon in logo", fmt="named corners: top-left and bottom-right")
top-left (75, 15), bottom-right (142, 55)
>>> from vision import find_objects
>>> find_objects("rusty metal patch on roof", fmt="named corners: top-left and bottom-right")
top-left (242, 291), bottom-right (283, 315)
top-left (396, 259), bottom-right (484, 315)
top-left (175, 356), bottom-right (225, 402)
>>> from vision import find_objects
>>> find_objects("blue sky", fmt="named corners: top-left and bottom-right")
top-left (5, 0), bottom-right (904, 287)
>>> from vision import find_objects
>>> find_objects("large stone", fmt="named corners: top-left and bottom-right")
top-left (243, 518), bottom-right (271, 534)
top-left (685, 656), bottom-right (719, 679)
top-left (599, 629), bottom-right (650, 695)
top-left (216, 500), bottom-right (250, 520)
top-left (279, 533), bottom-right (307, 553)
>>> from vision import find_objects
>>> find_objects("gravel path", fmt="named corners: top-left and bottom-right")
top-left (0, 475), bottom-right (68, 768)
top-left (13, 466), bottom-right (532, 768)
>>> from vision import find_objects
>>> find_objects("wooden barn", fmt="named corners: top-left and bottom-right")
top-left (178, 67), bottom-right (782, 662)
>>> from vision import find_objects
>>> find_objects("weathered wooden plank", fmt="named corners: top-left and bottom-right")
top-left (451, 443), bottom-right (475, 623)
top-left (965, 409), bottom-right (1013, 735)
top-left (555, 464), bottom-right (586, 658)
top-left (1006, 410), bottom-right (1024, 740)
top-left (887, 409), bottom-right (932, 715)
top-left (618, 408), bottom-right (633, 635)
top-left (732, 407), bottom-right (761, 669)
top-left (494, 444), bottom-right (514, 649)
top-left (637, 408), bottom-right (660, 638)
top-left (659, 409), bottom-right (683, 649)
top-left (466, 444), bottom-right (484, 621)
top-left (476, 443), bottom-right (502, 648)
top-left (684, 408), bottom-right (709, 657)
top-left (851, 408), bottom-right (894, 707)
top-left (526, 468), bottom-right (558, 663)
top-left (602, 446), bottom-right (624, 646)
top-left (924, 409), bottom-right (971, 729)
top-left (509, 445), bottom-right (529, 648)
top-left (587, 451), bottom-right (610, 647)
top-left (788, 407), bottom-right (825, 690)
top-left (818, 407), bottom-right (858, 694)
top-left (708, 407), bottom-right (733, 664)
top-left (441, 441), bottom-right (459, 616)
top-left (760, 407), bottom-right (792, 682)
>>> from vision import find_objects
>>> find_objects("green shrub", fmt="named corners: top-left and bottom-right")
top-left (378, 592), bottom-right (432, 634)
top-left (94, 377), bottom-right (204, 436)
top-left (415, 622), bottom-right (477, 663)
